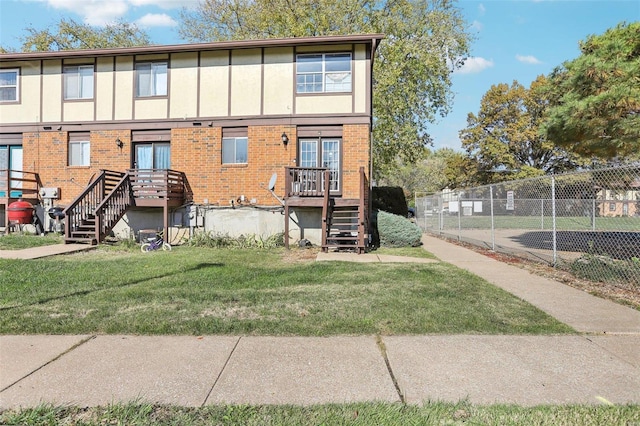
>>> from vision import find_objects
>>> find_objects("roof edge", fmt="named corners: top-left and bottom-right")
top-left (0, 33), bottom-right (385, 61)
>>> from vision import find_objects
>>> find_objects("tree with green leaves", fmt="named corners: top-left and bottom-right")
top-left (179, 0), bottom-right (472, 174)
top-left (16, 18), bottom-right (150, 52)
top-left (541, 21), bottom-right (640, 160)
top-left (460, 75), bottom-right (584, 185)
top-left (379, 147), bottom-right (461, 196)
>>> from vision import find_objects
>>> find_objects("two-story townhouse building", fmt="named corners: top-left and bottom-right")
top-left (0, 34), bottom-right (383, 251)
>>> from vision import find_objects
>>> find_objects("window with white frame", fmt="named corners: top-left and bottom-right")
top-left (299, 137), bottom-right (341, 192)
top-left (69, 134), bottom-right (90, 166)
top-left (136, 62), bottom-right (167, 97)
top-left (222, 136), bottom-right (248, 164)
top-left (64, 65), bottom-right (94, 100)
top-left (0, 68), bottom-right (19, 102)
top-left (296, 53), bottom-right (352, 93)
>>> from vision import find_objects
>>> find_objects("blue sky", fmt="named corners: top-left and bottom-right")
top-left (1, 0), bottom-right (638, 151)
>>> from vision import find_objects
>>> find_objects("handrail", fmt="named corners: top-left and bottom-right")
top-left (94, 174), bottom-right (133, 242)
top-left (64, 169), bottom-right (125, 243)
top-left (320, 169), bottom-right (332, 251)
top-left (358, 166), bottom-right (369, 253)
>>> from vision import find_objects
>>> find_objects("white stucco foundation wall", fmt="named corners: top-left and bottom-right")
top-left (110, 205), bottom-right (323, 246)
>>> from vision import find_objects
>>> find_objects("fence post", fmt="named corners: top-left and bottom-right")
top-left (457, 191), bottom-right (461, 241)
top-left (490, 185), bottom-right (495, 251)
top-left (592, 198), bottom-right (596, 231)
top-left (551, 175), bottom-right (557, 267)
top-left (541, 198), bottom-right (545, 230)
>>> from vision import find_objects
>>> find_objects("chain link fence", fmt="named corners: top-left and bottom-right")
top-left (416, 164), bottom-right (640, 291)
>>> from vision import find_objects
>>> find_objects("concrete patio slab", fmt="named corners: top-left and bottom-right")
top-left (316, 251), bottom-right (438, 264)
top-left (422, 235), bottom-right (640, 334)
top-left (384, 335), bottom-right (640, 406)
top-left (0, 335), bottom-right (238, 409)
top-left (206, 336), bottom-right (399, 405)
top-left (0, 335), bottom-right (92, 390)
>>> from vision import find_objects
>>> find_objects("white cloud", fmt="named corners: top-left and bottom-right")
top-left (129, 0), bottom-right (193, 9)
top-left (136, 13), bottom-right (177, 27)
top-left (471, 20), bottom-right (483, 31)
top-left (454, 57), bottom-right (494, 74)
top-left (478, 3), bottom-right (486, 15)
top-left (516, 54), bottom-right (542, 64)
top-left (38, 0), bottom-right (193, 26)
top-left (41, 0), bottom-right (129, 25)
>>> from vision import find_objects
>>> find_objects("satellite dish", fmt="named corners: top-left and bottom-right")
top-left (268, 173), bottom-right (277, 191)
top-left (266, 172), bottom-right (285, 206)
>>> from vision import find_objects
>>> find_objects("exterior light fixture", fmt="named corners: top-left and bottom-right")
top-left (116, 137), bottom-right (123, 148)
top-left (281, 132), bottom-right (289, 146)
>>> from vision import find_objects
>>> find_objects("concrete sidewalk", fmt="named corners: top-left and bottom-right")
top-left (420, 234), bottom-right (640, 334)
top-left (1, 236), bottom-right (639, 409)
top-left (0, 243), bottom-right (95, 260)
top-left (1, 334), bottom-right (639, 409)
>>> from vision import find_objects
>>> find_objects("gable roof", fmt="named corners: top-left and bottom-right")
top-left (0, 34), bottom-right (384, 61)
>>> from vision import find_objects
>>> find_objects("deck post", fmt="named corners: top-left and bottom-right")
top-left (163, 201), bottom-right (169, 245)
top-left (284, 203), bottom-right (290, 249)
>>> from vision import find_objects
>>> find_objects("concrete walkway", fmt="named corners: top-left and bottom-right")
top-left (1, 237), bottom-right (639, 409)
top-left (420, 234), bottom-right (640, 334)
top-left (0, 243), bottom-right (95, 260)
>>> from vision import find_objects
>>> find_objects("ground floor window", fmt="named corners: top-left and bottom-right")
top-left (69, 141), bottom-right (90, 166)
top-left (222, 137), bottom-right (248, 164)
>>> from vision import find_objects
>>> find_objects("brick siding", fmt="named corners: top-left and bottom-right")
top-left (21, 123), bottom-right (369, 206)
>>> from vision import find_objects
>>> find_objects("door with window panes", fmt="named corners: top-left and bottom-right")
top-left (299, 137), bottom-right (341, 193)
top-left (0, 135), bottom-right (23, 197)
top-left (134, 143), bottom-right (170, 170)
top-left (132, 130), bottom-right (171, 171)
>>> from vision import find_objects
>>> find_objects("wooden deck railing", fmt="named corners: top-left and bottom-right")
top-left (0, 169), bottom-right (41, 199)
top-left (128, 169), bottom-right (190, 201)
top-left (285, 167), bottom-right (327, 197)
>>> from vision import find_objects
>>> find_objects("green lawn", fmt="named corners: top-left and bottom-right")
top-left (1, 402), bottom-right (637, 426)
top-left (0, 246), bottom-right (572, 335)
top-left (0, 233), bottom-right (64, 250)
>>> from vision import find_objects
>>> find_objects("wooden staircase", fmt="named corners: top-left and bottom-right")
top-left (64, 170), bottom-right (131, 244)
top-left (321, 167), bottom-right (369, 253)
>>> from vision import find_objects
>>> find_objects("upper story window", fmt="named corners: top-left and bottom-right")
top-left (136, 62), bottom-right (167, 97)
top-left (0, 68), bottom-right (19, 102)
top-left (296, 53), bottom-right (352, 93)
top-left (64, 65), bottom-right (94, 100)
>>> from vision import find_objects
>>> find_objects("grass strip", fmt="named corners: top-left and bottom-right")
top-left (1, 402), bottom-right (638, 425)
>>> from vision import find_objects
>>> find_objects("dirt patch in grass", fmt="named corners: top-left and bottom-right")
top-left (280, 246), bottom-right (322, 263)
top-left (448, 238), bottom-right (640, 310)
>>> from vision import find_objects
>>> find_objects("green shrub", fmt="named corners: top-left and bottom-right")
top-left (377, 210), bottom-right (422, 247)
top-left (187, 231), bottom-right (284, 249)
top-left (372, 186), bottom-right (408, 217)
top-left (569, 254), bottom-right (640, 289)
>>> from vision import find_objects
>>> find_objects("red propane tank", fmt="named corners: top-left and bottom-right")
top-left (7, 199), bottom-right (35, 224)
